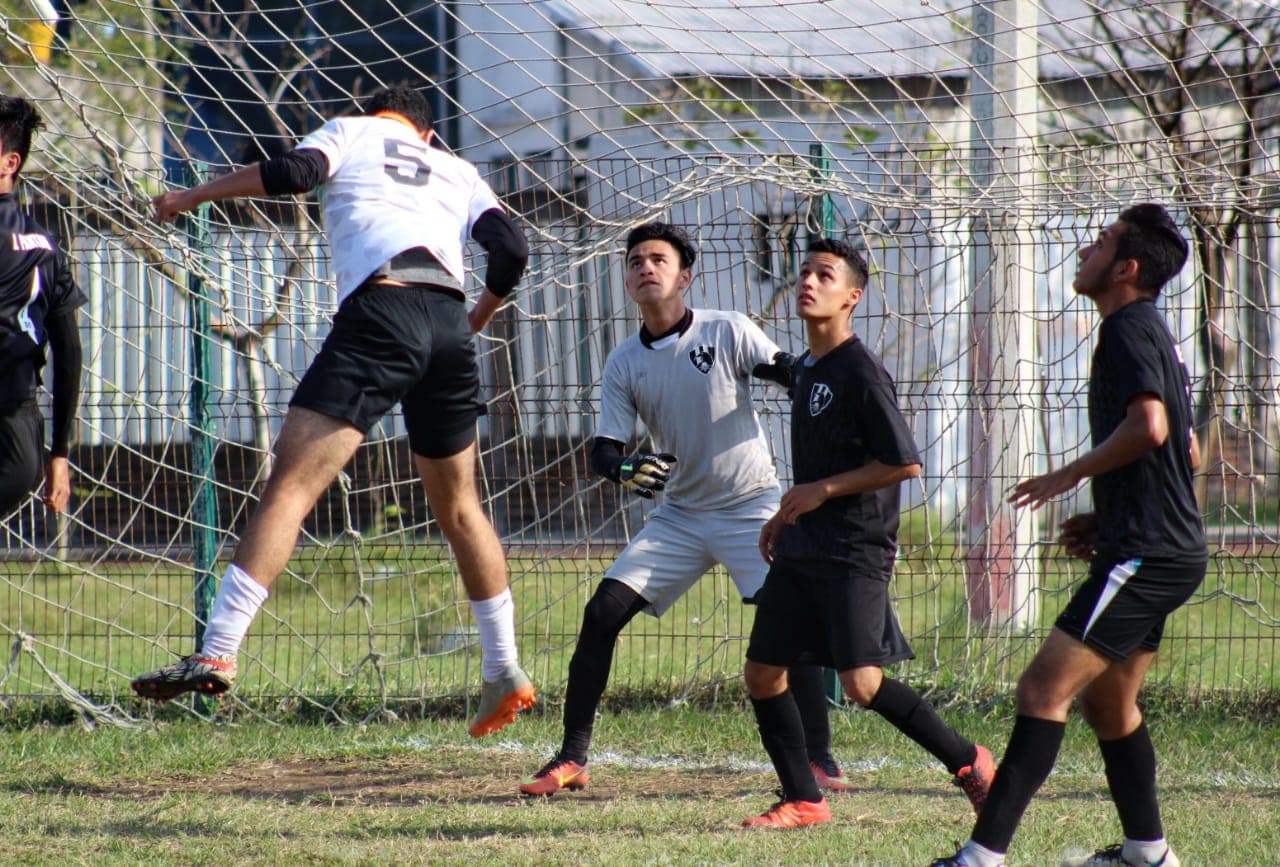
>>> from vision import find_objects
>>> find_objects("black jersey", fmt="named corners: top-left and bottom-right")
top-left (0, 193), bottom-right (85, 402)
top-left (776, 334), bottom-right (922, 569)
top-left (1088, 298), bottom-right (1205, 559)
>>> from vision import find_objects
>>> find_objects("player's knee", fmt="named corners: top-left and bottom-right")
top-left (580, 580), bottom-right (640, 640)
top-left (839, 669), bottom-right (880, 706)
top-left (744, 660), bottom-right (786, 698)
top-left (1014, 670), bottom-right (1067, 717)
top-left (1080, 692), bottom-right (1139, 737)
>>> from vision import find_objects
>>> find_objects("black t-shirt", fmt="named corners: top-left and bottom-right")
top-left (776, 334), bottom-right (922, 569)
top-left (1089, 298), bottom-right (1205, 559)
top-left (0, 193), bottom-right (86, 402)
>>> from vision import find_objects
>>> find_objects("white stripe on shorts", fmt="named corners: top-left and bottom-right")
top-left (1081, 558), bottom-right (1142, 639)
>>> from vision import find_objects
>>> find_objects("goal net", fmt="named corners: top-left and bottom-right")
top-left (1, 0), bottom-right (1278, 723)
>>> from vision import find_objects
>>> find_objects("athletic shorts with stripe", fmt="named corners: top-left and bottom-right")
top-left (291, 282), bottom-right (483, 459)
top-left (1055, 554), bottom-right (1208, 661)
top-left (746, 557), bottom-right (914, 672)
top-left (605, 490), bottom-right (779, 617)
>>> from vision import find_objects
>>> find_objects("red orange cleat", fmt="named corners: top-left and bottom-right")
top-left (742, 796), bottom-right (831, 829)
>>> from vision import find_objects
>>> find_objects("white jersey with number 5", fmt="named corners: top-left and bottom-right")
top-left (297, 115), bottom-right (502, 303)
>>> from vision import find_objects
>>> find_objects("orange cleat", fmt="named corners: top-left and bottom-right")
top-left (519, 758), bottom-right (590, 796)
top-left (468, 666), bottom-right (536, 738)
top-left (954, 744), bottom-right (996, 814)
top-left (742, 795), bottom-right (831, 829)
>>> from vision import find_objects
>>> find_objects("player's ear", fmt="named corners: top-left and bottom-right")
top-left (846, 284), bottom-right (863, 310)
top-left (678, 267), bottom-right (692, 290)
top-left (421, 128), bottom-right (435, 146)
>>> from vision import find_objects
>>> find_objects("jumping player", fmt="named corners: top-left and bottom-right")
top-left (131, 86), bottom-right (536, 738)
top-left (933, 204), bottom-right (1204, 867)
top-left (743, 237), bottom-right (993, 828)
top-left (0, 96), bottom-right (83, 519)
top-left (520, 222), bottom-right (850, 797)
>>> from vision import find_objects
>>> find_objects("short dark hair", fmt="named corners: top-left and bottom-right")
top-left (624, 221), bottom-right (697, 269)
top-left (1116, 203), bottom-right (1189, 295)
top-left (0, 95), bottom-right (44, 176)
top-left (807, 237), bottom-right (869, 289)
top-left (361, 87), bottom-right (434, 134)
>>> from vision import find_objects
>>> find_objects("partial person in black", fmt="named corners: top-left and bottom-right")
top-left (0, 96), bottom-right (85, 518)
top-left (741, 238), bottom-right (993, 829)
top-left (933, 204), bottom-right (1206, 867)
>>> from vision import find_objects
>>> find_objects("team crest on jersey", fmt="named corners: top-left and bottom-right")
top-left (809, 382), bottom-right (833, 416)
top-left (689, 344), bottom-right (715, 374)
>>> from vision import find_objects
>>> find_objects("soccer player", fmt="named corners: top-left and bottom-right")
top-left (933, 204), bottom-right (1204, 867)
top-left (0, 96), bottom-right (83, 520)
top-left (520, 222), bottom-right (849, 797)
top-left (742, 238), bottom-right (993, 829)
top-left (131, 86), bottom-right (537, 738)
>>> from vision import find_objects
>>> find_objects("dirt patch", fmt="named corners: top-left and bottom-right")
top-left (106, 751), bottom-right (772, 807)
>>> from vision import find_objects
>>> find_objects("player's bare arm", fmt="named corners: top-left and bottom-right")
top-left (42, 454), bottom-right (71, 513)
top-left (1008, 393), bottom-right (1168, 510)
top-left (776, 460), bottom-right (921, 525)
top-left (468, 289), bottom-right (505, 333)
top-left (153, 163), bottom-right (268, 222)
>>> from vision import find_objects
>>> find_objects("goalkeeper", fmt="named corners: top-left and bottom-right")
top-left (520, 221), bottom-right (848, 797)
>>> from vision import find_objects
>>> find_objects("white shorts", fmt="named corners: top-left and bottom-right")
top-left (605, 489), bottom-right (780, 617)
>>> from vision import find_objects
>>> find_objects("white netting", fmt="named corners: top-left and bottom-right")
top-left (1, 0), bottom-right (1278, 720)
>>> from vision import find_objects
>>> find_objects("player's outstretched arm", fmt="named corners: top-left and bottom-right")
top-left (153, 163), bottom-right (269, 222)
top-left (1008, 394), bottom-right (1168, 510)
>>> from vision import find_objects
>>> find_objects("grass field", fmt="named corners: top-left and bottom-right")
top-left (3, 701), bottom-right (1279, 865)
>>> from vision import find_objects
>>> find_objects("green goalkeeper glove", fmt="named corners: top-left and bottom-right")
top-left (618, 452), bottom-right (678, 498)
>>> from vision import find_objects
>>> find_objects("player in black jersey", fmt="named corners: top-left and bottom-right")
top-left (934, 204), bottom-right (1205, 867)
top-left (742, 238), bottom-right (992, 828)
top-left (0, 96), bottom-right (85, 518)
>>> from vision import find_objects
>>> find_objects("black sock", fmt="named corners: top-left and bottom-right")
top-left (867, 676), bottom-right (976, 774)
top-left (1099, 721), bottom-right (1164, 842)
top-left (559, 579), bottom-right (647, 764)
top-left (751, 691), bottom-right (822, 802)
top-left (789, 665), bottom-right (834, 765)
top-left (972, 715), bottom-right (1067, 853)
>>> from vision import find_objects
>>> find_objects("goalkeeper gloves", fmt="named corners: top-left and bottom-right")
top-left (617, 452), bottom-right (678, 498)
top-left (752, 350), bottom-right (798, 390)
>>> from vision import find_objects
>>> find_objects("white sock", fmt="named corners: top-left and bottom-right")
top-left (959, 840), bottom-right (1006, 867)
top-left (1123, 838), bottom-right (1171, 865)
top-left (199, 563), bottom-right (269, 658)
top-left (470, 588), bottom-right (518, 680)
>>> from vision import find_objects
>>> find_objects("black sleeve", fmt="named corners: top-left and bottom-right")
top-left (259, 148), bottom-right (330, 196)
top-left (589, 436), bottom-right (626, 482)
top-left (45, 307), bottom-right (82, 457)
top-left (471, 207), bottom-right (529, 298)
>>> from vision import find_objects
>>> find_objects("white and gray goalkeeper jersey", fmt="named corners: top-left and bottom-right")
top-left (595, 308), bottom-right (783, 510)
top-left (297, 115), bottom-right (502, 303)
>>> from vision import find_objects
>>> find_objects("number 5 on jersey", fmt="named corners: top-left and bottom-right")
top-left (384, 139), bottom-right (431, 187)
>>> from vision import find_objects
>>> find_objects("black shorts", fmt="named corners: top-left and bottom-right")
top-left (1055, 553), bottom-right (1208, 661)
top-left (746, 558), bottom-right (914, 672)
top-left (291, 283), bottom-right (483, 459)
top-left (0, 399), bottom-right (42, 515)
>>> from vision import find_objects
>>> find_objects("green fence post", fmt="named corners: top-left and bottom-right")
top-left (185, 163), bottom-right (221, 716)
top-left (808, 143), bottom-right (842, 706)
